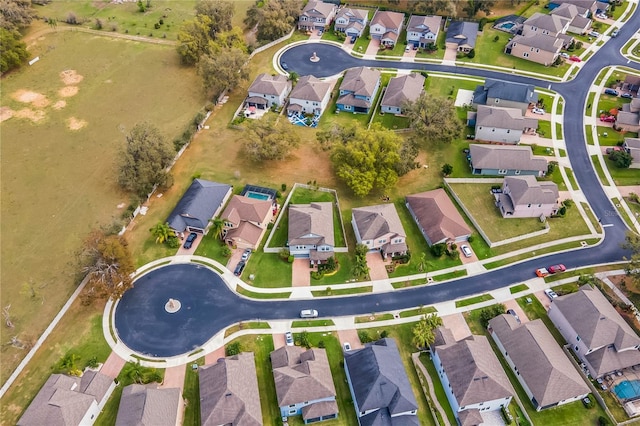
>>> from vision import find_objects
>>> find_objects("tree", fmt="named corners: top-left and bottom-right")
top-left (330, 123), bottom-right (409, 197)
top-left (0, 27), bottom-right (28, 74)
top-left (412, 313), bottom-right (443, 349)
top-left (150, 222), bottom-right (172, 244)
top-left (243, 116), bottom-right (300, 161)
top-left (463, 0), bottom-right (495, 17)
top-left (404, 92), bottom-right (463, 145)
top-left (118, 122), bottom-right (174, 197)
top-left (442, 163), bottom-right (453, 176)
top-left (194, 0), bottom-right (234, 36)
top-left (225, 341), bottom-right (242, 356)
top-left (623, 231), bottom-right (640, 288)
top-left (208, 218), bottom-right (225, 240)
top-left (177, 15), bottom-right (214, 65)
top-left (609, 150), bottom-right (633, 168)
top-left (197, 47), bottom-right (249, 97)
top-left (248, 0), bottom-right (301, 42)
top-left (411, 0), bottom-right (457, 18)
top-left (395, 138), bottom-right (420, 176)
top-left (0, 0), bottom-right (35, 30)
top-left (316, 122), bottom-right (358, 151)
top-left (479, 304), bottom-right (506, 327)
top-left (353, 243), bottom-right (370, 279)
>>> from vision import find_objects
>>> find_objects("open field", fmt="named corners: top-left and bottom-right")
top-left (0, 31), bottom-right (204, 384)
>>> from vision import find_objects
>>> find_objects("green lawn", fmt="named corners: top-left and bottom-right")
top-left (419, 353), bottom-right (457, 425)
top-left (424, 76), bottom-right (481, 100)
top-left (515, 296), bottom-right (566, 346)
top-left (291, 319), bottom-right (335, 328)
top-left (224, 321), bottom-right (271, 337)
top-left (311, 286), bottom-right (372, 297)
top-left (455, 293), bottom-right (494, 308)
top-left (603, 156), bottom-right (640, 186)
top-left (182, 357), bottom-right (205, 426)
top-left (537, 120), bottom-right (552, 138)
top-left (311, 253), bottom-right (356, 285)
top-left (193, 236), bottom-right (231, 265)
top-left (376, 30), bottom-right (408, 57)
top-left (399, 306), bottom-right (437, 318)
top-left (353, 27), bottom-right (370, 54)
top-left (510, 284), bottom-right (529, 294)
top-left (596, 126), bottom-right (634, 146)
top-left (370, 109), bottom-right (411, 129)
top-left (236, 286), bottom-right (291, 299)
top-left (242, 252), bottom-right (292, 288)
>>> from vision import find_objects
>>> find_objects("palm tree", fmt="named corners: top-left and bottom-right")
top-left (208, 218), bottom-right (225, 240)
top-left (418, 252), bottom-right (427, 273)
top-left (150, 222), bottom-right (172, 244)
top-left (412, 314), bottom-right (443, 350)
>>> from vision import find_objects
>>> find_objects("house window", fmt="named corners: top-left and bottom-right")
top-left (507, 129), bottom-right (510, 133)
top-left (494, 99), bottom-right (500, 104)
top-left (577, 336), bottom-right (581, 341)
top-left (575, 345), bottom-right (579, 351)
top-left (527, 204), bottom-right (531, 208)
top-left (536, 48), bottom-right (540, 53)
top-left (289, 404), bottom-right (296, 408)
top-left (523, 52), bottom-right (529, 58)
top-left (498, 169), bottom-right (507, 174)
top-left (289, 409), bottom-right (297, 415)
top-left (530, 47), bottom-right (534, 52)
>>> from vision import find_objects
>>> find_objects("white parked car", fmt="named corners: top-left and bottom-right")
top-left (460, 245), bottom-right (472, 258)
top-left (588, 30), bottom-right (600, 37)
top-left (343, 342), bottom-right (352, 352)
top-left (285, 331), bottom-right (294, 346)
top-left (300, 309), bottom-right (318, 318)
top-left (544, 288), bottom-right (559, 300)
top-left (560, 52), bottom-right (570, 59)
top-left (532, 107), bottom-right (545, 115)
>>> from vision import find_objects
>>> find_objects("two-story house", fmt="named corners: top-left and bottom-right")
top-left (288, 202), bottom-right (334, 266)
top-left (471, 105), bottom-right (538, 144)
top-left (334, 7), bottom-right (369, 38)
top-left (369, 10), bottom-right (405, 47)
top-left (473, 79), bottom-right (538, 115)
top-left (406, 14), bottom-right (442, 48)
top-left (298, 0), bottom-right (337, 32)
top-left (287, 75), bottom-right (333, 117)
top-left (551, 3), bottom-right (592, 35)
top-left (469, 144), bottom-right (548, 177)
top-left (352, 204), bottom-right (407, 259)
top-left (506, 32), bottom-right (564, 66)
top-left (623, 137), bottom-right (640, 168)
top-left (246, 73), bottom-right (292, 110)
top-left (271, 346), bottom-right (338, 424)
top-left (336, 67), bottom-right (381, 114)
top-left (496, 175), bottom-right (559, 218)
top-left (220, 194), bottom-right (274, 250)
top-left (380, 72), bottom-right (425, 115)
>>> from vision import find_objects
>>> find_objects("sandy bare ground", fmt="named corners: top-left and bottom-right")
top-left (0, 107), bottom-right (14, 122)
top-left (60, 70), bottom-right (83, 85)
top-left (67, 117), bottom-right (88, 130)
top-left (52, 100), bottom-right (67, 110)
top-left (14, 108), bottom-right (45, 122)
top-left (59, 86), bottom-right (79, 97)
top-left (11, 90), bottom-right (50, 108)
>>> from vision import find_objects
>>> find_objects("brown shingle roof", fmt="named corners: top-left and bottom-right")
top-left (340, 67), bottom-right (380, 98)
top-left (288, 202), bottom-right (334, 247)
top-left (371, 10), bottom-right (405, 31)
top-left (406, 189), bottom-right (471, 245)
top-left (525, 12), bottom-right (570, 33)
top-left (289, 75), bottom-right (332, 103)
top-left (116, 384), bottom-right (182, 426)
top-left (301, 0), bottom-right (336, 19)
top-left (469, 144), bottom-right (547, 173)
top-left (511, 33), bottom-right (564, 53)
top-left (352, 204), bottom-right (406, 241)
top-left (248, 73), bottom-right (291, 97)
top-left (407, 14), bottom-right (442, 36)
top-left (504, 175), bottom-right (558, 206)
top-left (458, 409), bottom-right (483, 426)
top-left (221, 195), bottom-right (272, 227)
top-left (381, 73), bottom-right (425, 110)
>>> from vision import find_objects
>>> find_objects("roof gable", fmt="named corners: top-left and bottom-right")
top-left (290, 75), bottom-right (332, 102)
top-left (353, 204), bottom-right (405, 241)
top-left (474, 79), bottom-right (538, 105)
top-left (288, 202), bottom-right (334, 247)
top-left (248, 73), bottom-right (291, 97)
top-left (340, 67), bottom-right (381, 97)
top-left (116, 384), bottom-right (181, 426)
top-left (469, 144), bottom-right (547, 172)
top-left (406, 189), bottom-right (471, 244)
top-left (166, 179), bottom-right (232, 232)
top-left (381, 73), bottom-right (425, 108)
top-left (504, 175), bottom-right (559, 205)
top-left (371, 10), bottom-right (405, 30)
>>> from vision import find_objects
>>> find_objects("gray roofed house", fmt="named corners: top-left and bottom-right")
top-left (617, 103), bottom-right (640, 132)
top-left (287, 75), bottom-right (333, 116)
top-left (380, 73), bottom-right (425, 115)
top-left (298, 0), bottom-right (338, 32)
top-left (488, 315), bottom-right (589, 411)
top-left (406, 15), bottom-right (442, 48)
top-left (623, 137), bottom-right (640, 168)
top-left (431, 329), bottom-right (514, 420)
top-left (352, 204), bottom-right (407, 258)
top-left (550, 3), bottom-right (592, 34)
top-left (334, 7), bottom-right (369, 37)
top-left (336, 67), bottom-right (381, 114)
top-left (344, 338), bottom-right (419, 426)
top-left (457, 409), bottom-right (483, 426)
top-left (473, 79), bottom-right (538, 115)
top-left (270, 346), bottom-right (338, 423)
top-left (288, 202), bottom-right (335, 265)
top-left (506, 32), bottom-right (564, 66)
top-left (246, 73), bottom-right (292, 109)
top-left (548, 285), bottom-right (640, 378)
top-left (497, 175), bottom-right (559, 218)
top-left (18, 372), bottom-right (115, 426)
top-left (166, 179), bottom-right (232, 234)
top-left (115, 384), bottom-right (182, 426)
top-left (406, 189), bottom-right (471, 246)
top-left (473, 105), bottom-right (538, 144)
top-left (523, 12), bottom-right (570, 36)
top-left (199, 352), bottom-right (262, 426)
top-left (445, 21), bottom-right (479, 52)
top-left (469, 144), bottom-right (548, 176)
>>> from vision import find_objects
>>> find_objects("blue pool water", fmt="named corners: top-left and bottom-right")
top-left (246, 192), bottom-right (270, 201)
top-left (614, 380), bottom-right (640, 400)
top-left (501, 22), bottom-right (515, 29)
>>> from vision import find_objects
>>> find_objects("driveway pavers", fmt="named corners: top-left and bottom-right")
top-left (160, 365), bottom-right (185, 391)
top-left (366, 253), bottom-right (388, 281)
top-left (441, 313), bottom-right (472, 341)
top-left (204, 346), bottom-right (225, 365)
top-left (292, 259), bottom-right (311, 287)
top-left (503, 299), bottom-right (529, 324)
top-left (100, 352), bottom-right (126, 379)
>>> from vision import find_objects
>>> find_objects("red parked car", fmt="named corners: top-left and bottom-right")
top-left (548, 264), bottom-right (566, 274)
top-left (600, 115), bottom-right (616, 123)
top-left (569, 55), bottom-right (582, 62)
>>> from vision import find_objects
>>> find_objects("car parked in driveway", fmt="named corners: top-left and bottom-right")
top-left (234, 261), bottom-right (246, 276)
top-left (461, 245), bottom-right (472, 258)
top-left (532, 107), bottom-right (545, 115)
top-left (621, 93), bottom-right (633, 99)
top-left (604, 88), bottom-right (619, 96)
top-left (535, 268), bottom-right (549, 277)
top-left (600, 115), bottom-right (616, 123)
top-left (560, 52), bottom-right (570, 59)
top-left (588, 30), bottom-right (600, 37)
top-left (343, 342), bottom-right (352, 352)
top-left (241, 249), bottom-right (252, 261)
top-left (544, 288), bottom-right (559, 300)
top-left (606, 146), bottom-right (623, 154)
top-left (285, 331), bottom-right (294, 346)
top-left (548, 264), bottom-right (566, 273)
top-left (183, 232), bottom-right (197, 249)
top-left (507, 309), bottom-right (521, 323)
top-left (569, 55), bottom-right (582, 62)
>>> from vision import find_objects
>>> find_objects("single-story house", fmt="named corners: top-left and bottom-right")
top-left (497, 175), bottom-right (559, 218)
top-left (287, 75), bottom-right (333, 117)
top-left (488, 315), bottom-right (590, 411)
top-left (166, 179), bottom-right (232, 234)
top-left (18, 372), bottom-right (115, 426)
top-left (334, 7), bottom-right (369, 38)
top-left (288, 202), bottom-right (334, 265)
top-left (431, 328), bottom-right (514, 424)
top-left (336, 67), bottom-right (381, 114)
top-left (549, 285), bottom-right (640, 379)
top-left (406, 14), bottom-right (442, 48)
top-left (406, 189), bottom-right (471, 246)
top-left (246, 73), bottom-right (292, 109)
top-left (473, 79), bottom-right (538, 115)
top-left (623, 137), bottom-right (640, 168)
top-left (380, 72), bottom-right (425, 115)
top-left (445, 21), bottom-right (478, 52)
top-left (469, 144), bottom-right (548, 177)
top-left (472, 105), bottom-right (538, 144)
top-left (369, 10), bottom-right (405, 46)
top-left (221, 195), bottom-right (274, 249)
top-left (621, 75), bottom-right (640, 95)
top-left (298, 0), bottom-right (337, 32)
top-left (352, 204), bottom-right (407, 259)
top-left (271, 346), bottom-right (338, 424)
top-left (116, 384), bottom-right (183, 426)
top-left (199, 352), bottom-right (262, 426)
top-left (506, 33), bottom-right (564, 66)
top-left (344, 338), bottom-right (419, 425)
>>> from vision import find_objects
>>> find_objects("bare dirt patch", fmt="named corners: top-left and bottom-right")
top-left (0, 107), bottom-right (15, 122)
top-left (52, 100), bottom-right (67, 110)
top-left (14, 108), bottom-right (46, 122)
top-left (59, 70), bottom-right (84, 85)
top-left (67, 117), bottom-right (88, 130)
top-left (11, 90), bottom-right (50, 108)
top-left (58, 86), bottom-right (79, 97)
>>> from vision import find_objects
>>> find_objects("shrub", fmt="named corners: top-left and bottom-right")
top-left (298, 331), bottom-right (310, 348)
top-left (221, 245), bottom-right (232, 258)
top-left (86, 357), bottom-right (99, 369)
top-left (287, 255), bottom-right (294, 263)
top-left (166, 236), bottom-right (180, 248)
top-left (318, 340), bottom-right (325, 348)
top-left (584, 395), bottom-right (595, 408)
top-left (467, 235), bottom-right (474, 243)
top-left (66, 12), bottom-right (78, 25)
top-left (281, 183), bottom-right (287, 192)
top-left (431, 243), bottom-right (447, 257)
top-left (493, 35), bottom-right (500, 42)
top-left (95, 18), bottom-right (103, 30)
top-left (226, 342), bottom-right (242, 356)
top-left (380, 330), bottom-right (389, 338)
top-left (311, 271), bottom-right (324, 280)
top-left (598, 416), bottom-right (610, 426)
top-left (358, 330), bottom-right (373, 343)
top-left (279, 249), bottom-right (290, 260)
top-left (479, 304), bottom-right (506, 327)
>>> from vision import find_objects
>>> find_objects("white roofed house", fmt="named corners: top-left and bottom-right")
top-left (298, 0), bottom-right (338, 32)
top-left (380, 73), bottom-right (425, 115)
top-left (369, 10), bottom-right (405, 47)
top-left (287, 75), bottom-right (333, 117)
top-left (352, 204), bottom-right (408, 259)
top-left (334, 7), bottom-right (369, 38)
top-left (246, 73), bottom-right (292, 110)
top-left (406, 15), bottom-right (442, 48)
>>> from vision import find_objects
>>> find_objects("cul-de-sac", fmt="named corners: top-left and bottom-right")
top-left (2, 0), bottom-right (640, 425)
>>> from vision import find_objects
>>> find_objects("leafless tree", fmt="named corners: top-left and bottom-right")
top-left (3, 305), bottom-right (14, 328)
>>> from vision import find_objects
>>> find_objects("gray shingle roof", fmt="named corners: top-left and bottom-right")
top-left (301, 0), bottom-right (336, 19)
top-left (406, 189), bottom-right (471, 244)
top-left (352, 204), bottom-right (406, 241)
top-left (407, 14), bottom-right (442, 36)
top-left (248, 73), bottom-right (291, 97)
top-left (473, 79), bottom-right (538, 106)
top-left (335, 7), bottom-right (368, 23)
top-left (359, 408), bottom-right (420, 426)
top-left (470, 144), bottom-right (547, 173)
top-left (340, 67), bottom-right (381, 98)
top-left (199, 353), bottom-right (262, 426)
top-left (458, 409), bottom-right (483, 426)
top-left (289, 75), bottom-right (332, 103)
top-left (476, 105), bottom-right (538, 131)
top-left (446, 21), bottom-right (479, 48)
top-left (380, 73), bottom-right (425, 110)
top-left (115, 384), bottom-right (181, 426)
top-left (489, 315), bottom-right (589, 408)
top-left (525, 12), bottom-right (570, 33)
top-left (504, 175), bottom-right (559, 206)
top-left (344, 338), bottom-right (418, 416)
top-left (288, 202), bottom-right (334, 247)
top-left (510, 32), bottom-right (564, 53)
top-left (166, 179), bottom-right (232, 232)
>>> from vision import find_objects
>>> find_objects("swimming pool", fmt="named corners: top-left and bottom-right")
top-left (501, 22), bottom-right (515, 29)
top-left (614, 380), bottom-right (640, 400)
top-left (246, 191), bottom-right (270, 201)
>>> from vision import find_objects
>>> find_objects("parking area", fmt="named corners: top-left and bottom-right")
top-left (337, 329), bottom-right (364, 351)
top-left (458, 244), bottom-right (478, 264)
top-left (292, 258), bottom-right (311, 287)
top-left (366, 252), bottom-right (389, 281)
top-left (503, 299), bottom-right (529, 324)
top-left (272, 332), bottom-right (286, 350)
top-left (175, 232), bottom-right (203, 255)
top-left (226, 247), bottom-right (244, 270)
top-left (365, 38), bottom-right (380, 56)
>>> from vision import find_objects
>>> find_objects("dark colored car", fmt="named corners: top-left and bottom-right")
top-left (606, 146), bottom-right (623, 154)
top-left (548, 264), bottom-right (567, 274)
top-left (621, 93), bottom-right (633, 99)
top-left (234, 261), bottom-right (246, 276)
top-left (281, 62), bottom-right (288, 70)
top-left (507, 309), bottom-right (521, 323)
top-left (604, 88), bottom-right (619, 96)
top-left (183, 232), bottom-right (197, 249)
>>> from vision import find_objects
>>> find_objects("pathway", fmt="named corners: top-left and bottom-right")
top-left (24, 25), bottom-right (178, 46)
top-left (100, 352), bottom-right (126, 379)
top-left (411, 352), bottom-right (452, 426)
top-left (160, 365), bottom-right (186, 391)
top-left (292, 259), bottom-right (311, 286)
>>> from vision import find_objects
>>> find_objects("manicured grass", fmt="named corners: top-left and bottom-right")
top-left (537, 120), bottom-right (552, 138)
top-left (370, 109), bottom-right (411, 129)
top-left (353, 28), bottom-right (370, 54)
top-left (604, 156), bottom-right (640, 186)
top-left (376, 30), bottom-right (408, 57)
top-left (354, 313), bottom-right (395, 323)
top-left (311, 286), bottom-right (372, 297)
top-left (564, 167), bottom-right (578, 190)
top-left (591, 155), bottom-right (608, 183)
top-left (596, 126), bottom-right (633, 146)
top-left (236, 287), bottom-right (291, 299)
top-left (581, 202), bottom-right (601, 232)
top-left (515, 296), bottom-right (565, 346)
top-left (291, 319), bottom-right (335, 328)
top-left (510, 284), bottom-right (529, 294)
top-left (585, 92), bottom-right (596, 115)
top-left (612, 197), bottom-right (635, 229)
top-left (432, 270), bottom-right (468, 282)
top-left (311, 253), bottom-right (356, 285)
top-left (193, 236), bottom-right (232, 265)
top-left (424, 75), bottom-right (481, 100)
top-left (545, 166), bottom-right (567, 191)
top-left (419, 353), bottom-right (457, 425)
top-left (399, 306), bottom-right (437, 318)
top-left (455, 293), bottom-right (494, 308)
top-left (242, 252), bottom-right (292, 288)
top-left (224, 321), bottom-right (271, 338)
top-left (392, 277), bottom-right (429, 289)
top-left (182, 357), bottom-right (205, 426)
top-left (600, 388), bottom-right (630, 423)
top-left (483, 239), bottom-right (600, 269)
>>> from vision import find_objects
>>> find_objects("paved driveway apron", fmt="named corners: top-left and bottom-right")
top-left (366, 253), bottom-right (388, 281)
top-left (292, 259), bottom-right (311, 287)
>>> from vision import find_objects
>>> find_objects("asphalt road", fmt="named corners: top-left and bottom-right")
top-left (116, 14), bottom-right (640, 357)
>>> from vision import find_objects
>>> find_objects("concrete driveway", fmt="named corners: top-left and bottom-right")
top-left (458, 244), bottom-right (478, 264)
top-left (442, 313), bottom-right (472, 341)
top-left (226, 247), bottom-right (244, 270)
top-left (292, 259), bottom-right (311, 287)
top-left (503, 299), bottom-right (529, 324)
top-left (534, 290), bottom-right (553, 310)
top-left (337, 329), bottom-right (364, 350)
top-left (175, 232), bottom-right (202, 255)
top-left (273, 331), bottom-right (286, 349)
top-left (366, 252), bottom-right (388, 281)
top-left (443, 45), bottom-right (458, 62)
top-left (365, 38), bottom-right (380, 56)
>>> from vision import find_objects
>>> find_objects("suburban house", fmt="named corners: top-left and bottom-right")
top-left (199, 352), bottom-right (263, 426)
top-left (406, 189), bottom-right (471, 246)
top-left (288, 202), bottom-right (334, 265)
top-left (496, 175), bottom-right (559, 218)
top-left (369, 10), bottom-right (405, 47)
top-left (336, 67), bottom-right (381, 114)
top-left (344, 338), bottom-right (419, 425)
top-left (470, 105), bottom-right (538, 144)
top-left (549, 0), bottom-right (602, 16)
top-left (334, 7), bottom-right (369, 38)
top-left (473, 79), bottom-right (538, 115)
top-left (246, 73), bottom-right (292, 110)
top-left (445, 21), bottom-right (478, 53)
top-left (351, 204), bottom-right (408, 259)
top-left (18, 372), bottom-right (115, 426)
top-left (505, 33), bottom-right (564, 66)
top-left (548, 285), bottom-right (640, 378)
top-left (220, 195), bottom-right (274, 250)
top-left (298, 0), bottom-right (337, 32)
top-left (621, 75), bottom-right (640, 95)
top-left (380, 73), bottom-right (425, 115)
top-left (431, 328), bottom-right (514, 424)
top-left (550, 3), bottom-right (592, 34)
top-left (115, 384), bottom-right (182, 426)
top-left (488, 315), bottom-right (590, 411)
top-left (522, 12), bottom-right (570, 37)
top-left (623, 137), bottom-right (640, 168)
top-left (287, 75), bottom-right (333, 117)
top-left (469, 144), bottom-right (548, 176)
top-left (617, 98), bottom-right (640, 132)
top-left (271, 346), bottom-right (338, 424)
top-left (406, 14), bottom-right (442, 48)
top-left (166, 179), bottom-right (232, 235)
